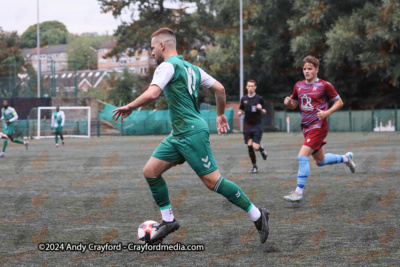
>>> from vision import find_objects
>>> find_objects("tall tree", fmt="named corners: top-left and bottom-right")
top-left (203, 0), bottom-right (299, 104)
top-left (324, 0), bottom-right (400, 108)
top-left (108, 68), bottom-right (147, 106)
top-left (67, 35), bottom-right (110, 70)
top-left (97, 0), bottom-right (213, 59)
top-left (99, 0), bottom-right (400, 109)
top-left (0, 30), bottom-right (26, 97)
top-left (21, 21), bottom-right (69, 48)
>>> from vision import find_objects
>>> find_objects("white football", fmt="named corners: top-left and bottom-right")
top-left (137, 220), bottom-right (160, 244)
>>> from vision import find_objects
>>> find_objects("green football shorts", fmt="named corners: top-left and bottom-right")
top-left (54, 126), bottom-right (63, 133)
top-left (152, 130), bottom-right (218, 176)
top-left (4, 123), bottom-right (15, 135)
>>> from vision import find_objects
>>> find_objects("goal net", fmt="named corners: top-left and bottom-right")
top-left (33, 106), bottom-right (91, 139)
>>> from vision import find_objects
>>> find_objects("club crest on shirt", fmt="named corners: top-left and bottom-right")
top-left (244, 100), bottom-right (248, 104)
top-left (313, 86), bottom-right (318, 91)
top-left (300, 94), bottom-right (314, 111)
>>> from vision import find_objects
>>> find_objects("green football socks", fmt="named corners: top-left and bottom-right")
top-left (213, 176), bottom-right (253, 212)
top-left (145, 176), bottom-right (175, 222)
top-left (13, 138), bottom-right (24, 144)
top-left (145, 176), bottom-right (171, 209)
top-left (2, 140), bottom-right (7, 152)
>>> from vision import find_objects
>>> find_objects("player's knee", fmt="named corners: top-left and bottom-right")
top-left (248, 146), bottom-right (254, 153)
top-left (143, 166), bottom-right (154, 178)
top-left (252, 144), bottom-right (259, 151)
top-left (205, 181), bottom-right (214, 190)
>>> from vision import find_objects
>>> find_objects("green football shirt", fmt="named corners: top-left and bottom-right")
top-left (1, 106), bottom-right (17, 125)
top-left (151, 55), bottom-right (216, 137)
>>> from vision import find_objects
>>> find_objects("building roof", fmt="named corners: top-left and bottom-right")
top-left (98, 40), bottom-right (117, 49)
top-left (40, 69), bottom-right (109, 89)
top-left (43, 44), bottom-right (69, 54)
top-left (21, 44), bottom-right (70, 57)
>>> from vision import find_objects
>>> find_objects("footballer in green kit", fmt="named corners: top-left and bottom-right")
top-left (113, 28), bottom-right (270, 245)
top-left (0, 100), bottom-right (29, 157)
top-left (51, 106), bottom-right (65, 147)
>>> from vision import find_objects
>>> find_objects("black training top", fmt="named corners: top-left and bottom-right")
top-left (239, 94), bottom-right (266, 125)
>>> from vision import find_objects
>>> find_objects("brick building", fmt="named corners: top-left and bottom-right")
top-left (21, 44), bottom-right (70, 73)
top-left (97, 40), bottom-right (156, 74)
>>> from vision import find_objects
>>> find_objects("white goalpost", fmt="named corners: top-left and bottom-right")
top-left (36, 106), bottom-right (91, 139)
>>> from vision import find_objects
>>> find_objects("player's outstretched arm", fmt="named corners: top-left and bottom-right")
top-left (316, 97), bottom-right (343, 120)
top-left (112, 85), bottom-right (162, 121)
top-left (209, 81), bottom-right (230, 135)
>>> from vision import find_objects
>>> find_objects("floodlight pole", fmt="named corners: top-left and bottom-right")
top-left (239, 0), bottom-right (244, 132)
top-left (37, 0), bottom-right (40, 97)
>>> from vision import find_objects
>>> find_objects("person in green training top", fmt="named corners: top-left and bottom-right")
top-left (51, 106), bottom-right (65, 147)
top-left (113, 28), bottom-right (270, 245)
top-left (0, 100), bottom-right (29, 157)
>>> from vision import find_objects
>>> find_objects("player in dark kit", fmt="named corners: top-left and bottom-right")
top-left (283, 55), bottom-right (356, 203)
top-left (238, 80), bottom-right (268, 173)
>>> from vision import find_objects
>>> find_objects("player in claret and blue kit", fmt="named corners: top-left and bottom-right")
top-left (113, 28), bottom-right (270, 245)
top-left (283, 55), bottom-right (356, 203)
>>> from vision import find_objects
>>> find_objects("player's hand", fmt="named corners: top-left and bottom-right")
top-left (5, 120), bottom-right (10, 124)
top-left (284, 96), bottom-right (292, 106)
top-left (112, 105), bottom-right (133, 122)
top-left (237, 111), bottom-right (243, 117)
top-left (316, 108), bottom-right (328, 120)
top-left (216, 115), bottom-right (230, 135)
top-left (257, 104), bottom-right (262, 110)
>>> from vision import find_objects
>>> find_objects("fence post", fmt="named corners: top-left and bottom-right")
top-left (76, 121), bottom-right (79, 135)
top-left (121, 120), bottom-right (124, 136)
top-left (284, 110), bottom-right (287, 132)
top-left (74, 61), bottom-right (78, 98)
top-left (395, 105), bottom-right (398, 132)
top-left (26, 120), bottom-right (29, 138)
top-left (349, 108), bottom-right (352, 132)
top-left (97, 120), bottom-right (100, 137)
top-left (371, 107), bottom-right (374, 132)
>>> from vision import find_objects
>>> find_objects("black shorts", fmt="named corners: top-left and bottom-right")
top-left (243, 123), bottom-right (263, 144)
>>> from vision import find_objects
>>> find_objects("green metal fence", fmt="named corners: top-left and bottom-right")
top-left (275, 109), bottom-right (399, 132)
top-left (99, 103), bottom-right (233, 135)
top-left (1, 120), bottom-right (88, 138)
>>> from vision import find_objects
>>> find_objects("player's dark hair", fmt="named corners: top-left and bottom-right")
top-left (151, 28), bottom-right (176, 39)
top-left (247, 79), bottom-right (257, 86)
top-left (302, 55), bottom-right (319, 68)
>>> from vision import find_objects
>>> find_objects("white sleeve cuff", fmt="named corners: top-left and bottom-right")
top-left (331, 95), bottom-right (340, 101)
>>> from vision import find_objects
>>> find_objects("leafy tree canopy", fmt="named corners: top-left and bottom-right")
top-left (21, 20), bottom-right (69, 48)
